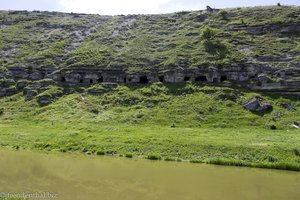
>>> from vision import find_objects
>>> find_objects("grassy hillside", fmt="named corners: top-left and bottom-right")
top-left (0, 6), bottom-right (300, 171)
top-left (0, 83), bottom-right (299, 170)
top-left (0, 6), bottom-right (300, 72)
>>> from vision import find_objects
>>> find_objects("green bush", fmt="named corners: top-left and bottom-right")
top-left (95, 150), bottom-right (106, 155)
top-left (147, 153), bottom-right (161, 160)
top-left (203, 40), bottom-right (229, 58)
top-left (293, 149), bottom-right (300, 156)
top-left (200, 26), bottom-right (218, 41)
top-left (218, 10), bottom-right (228, 20)
top-left (125, 153), bottom-right (133, 158)
top-left (208, 158), bottom-right (248, 167)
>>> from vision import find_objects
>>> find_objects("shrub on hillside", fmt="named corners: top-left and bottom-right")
top-left (200, 26), bottom-right (230, 59)
top-left (138, 82), bottom-right (168, 96)
top-left (218, 10), bottom-right (228, 20)
top-left (203, 40), bottom-right (229, 59)
top-left (200, 26), bottom-right (218, 41)
top-left (147, 153), bottom-right (161, 160)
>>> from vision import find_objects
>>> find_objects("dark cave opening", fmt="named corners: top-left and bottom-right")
top-left (139, 76), bottom-right (149, 84)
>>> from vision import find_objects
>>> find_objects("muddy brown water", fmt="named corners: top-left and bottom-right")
top-left (0, 149), bottom-right (299, 200)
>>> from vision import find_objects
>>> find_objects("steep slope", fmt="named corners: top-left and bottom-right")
top-left (0, 6), bottom-right (300, 98)
top-left (1, 6), bottom-right (300, 70)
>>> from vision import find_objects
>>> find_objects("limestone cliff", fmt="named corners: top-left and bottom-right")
top-left (0, 6), bottom-right (300, 98)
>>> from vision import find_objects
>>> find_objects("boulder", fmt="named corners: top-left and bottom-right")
top-left (25, 89), bottom-right (38, 100)
top-left (0, 85), bottom-right (17, 97)
top-left (5, 87), bottom-right (17, 96)
top-left (257, 102), bottom-right (273, 113)
top-left (36, 96), bottom-right (52, 106)
top-left (16, 81), bottom-right (30, 90)
top-left (243, 98), bottom-right (273, 113)
top-left (280, 103), bottom-right (295, 111)
top-left (0, 87), bottom-right (6, 97)
top-left (243, 98), bottom-right (260, 111)
top-left (206, 6), bottom-right (214, 12)
top-left (29, 72), bottom-right (43, 80)
top-left (36, 86), bottom-right (64, 106)
top-left (292, 122), bottom-right (299, 129)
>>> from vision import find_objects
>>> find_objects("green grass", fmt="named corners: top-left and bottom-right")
top-left (0, 83), bottom-right (299, 171)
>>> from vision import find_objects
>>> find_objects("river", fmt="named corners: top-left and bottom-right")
top-left (0, 149), bottom-right (299, 200)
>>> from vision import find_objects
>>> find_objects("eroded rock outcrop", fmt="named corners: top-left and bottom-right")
top-left (243, 98), bottom-right (273, 114)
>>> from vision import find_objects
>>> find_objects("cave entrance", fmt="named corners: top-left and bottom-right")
top-left (250, 74), bottom-right (257, 80)
top-left (159, 76), bottom-right (165, 82)
top-left (97, 77), bottom-right (103, 83)
top-left (139, 76), bottom-right (149, 84)
top-left (195, 76), bottom-right (207, 82)
top-left (184, 76), bottom-right (191, 81)
top-left (90, 79), bottom-right (94, 84)
top-left (61, 77), bottom-right (66, 82)
top-left (221, 75), bottom-right (227, 82)
top-left (79, 79), bottom-right (84, 83)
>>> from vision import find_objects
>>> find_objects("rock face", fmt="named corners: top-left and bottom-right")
top-left (35, 86), bottom-right (64, 106)
top-left (36, 95), bottom-right (53, 106)
top-left (24, 89), bottom-right (38, 100)
top-left (0, 87), bottom-right (6, 97)
top-left (0, 79), bottom-right (17, 97)
top-left (257, 74), bottom-right (270, 84)
top-left (0, 7), bottom-right (300, 98)
top-left (0, 63), bottom-right (299, 99)
top-left (243, 98), bottom-right (273, 113)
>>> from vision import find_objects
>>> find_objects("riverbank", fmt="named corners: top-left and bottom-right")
top-left (0, 84), bottom-right (299, 171)
top-left (1, 122), bottom-right (300, 171)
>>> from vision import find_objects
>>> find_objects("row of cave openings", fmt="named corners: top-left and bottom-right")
top-left (60, 75), bottom-right (228, 84)
top-left (60, 77), bottom-right (104, 84)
